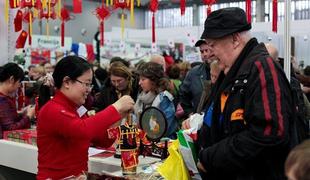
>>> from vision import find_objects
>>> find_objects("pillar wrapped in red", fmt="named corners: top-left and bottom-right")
top-left (272, 0), bottom-right (278, 33)
top-left (149, 0), bottom-right (158, 43)
top-left (246, 0), bottom-right (251, 23)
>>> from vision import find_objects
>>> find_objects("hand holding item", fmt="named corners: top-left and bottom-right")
top-left (197, 161), bottom-right (207, 173)
top-left (112, 95), bottom-right (135, 117)
top-left (26, 105), bottom-right (36, 119)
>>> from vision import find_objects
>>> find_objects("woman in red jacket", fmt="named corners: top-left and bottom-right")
top-left (37, 56), bottom-right (134, 180)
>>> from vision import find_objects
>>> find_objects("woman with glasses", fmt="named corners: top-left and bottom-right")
top-left (0, 63), bottom-right (35, 139)
top-left (36, 56), bottom-right (134, 180)
top-left (94, 62), bottom-right (139, 112)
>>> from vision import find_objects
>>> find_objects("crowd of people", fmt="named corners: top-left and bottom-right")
top-left (0, 7), bottom-right (309, 180)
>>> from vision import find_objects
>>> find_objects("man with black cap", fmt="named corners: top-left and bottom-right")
top-left (196, 7), bottom-right (297, 180)
top-left (178, 38), bottom-right (214, 116)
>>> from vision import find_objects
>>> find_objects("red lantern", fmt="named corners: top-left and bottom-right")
top-left (203, 0), bottom-right (216, 16)
top-left (9, 0), bottom-right (20, 8)
top-left (94, 6), bottom-right (110, 47)
top-left (20, 0), bottom-right (35, 8)
top-left (60, 7), bottom-right (70, 46)
top-left (73, 0), bottom-right (82, 13)
top-left (149, 0), bottom-right (158, 43)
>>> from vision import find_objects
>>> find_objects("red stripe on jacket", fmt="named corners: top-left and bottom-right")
top-left (255, 61), bottom-right (272, 135)
top-left (266, 58), bottom-right (284, 137)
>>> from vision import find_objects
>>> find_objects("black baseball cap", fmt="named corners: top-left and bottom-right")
top-left (201, 7), bottom-right (252, 39)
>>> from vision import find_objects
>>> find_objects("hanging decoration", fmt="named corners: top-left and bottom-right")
top-left (9, 0), bottom-right (20, 8)
top-left (60, 6), bottom-right (70, 46)
top-left (272, 0), bottom-right (278, 32)
top-left (40, 0), bottom-right (58, 36)
top-left (94, 5), bottom-right (110, 47)
top-left (149, 0), bottom-right (158, 43)
top-left (20, 0), bottom-right (36, 45)
top-left (246, 0), bottom-right (251, 23)
top-left (72, 0), bottom-right (82, 14)
top-left (180, 0), bottom-right (185, 15)
top-left (114, 0), bottom-right (130, 40)
top-left (16, 30), bottom-right (28, 48)
top-left (203, 0), bottom-right (216, 16)
top-left (14, 10), bottom-right (23, 32)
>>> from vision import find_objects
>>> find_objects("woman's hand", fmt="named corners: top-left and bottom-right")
top-left (112, 95), bottom-right (135, 117)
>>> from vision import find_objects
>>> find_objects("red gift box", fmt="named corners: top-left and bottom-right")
top-left (3, 129), bottom-right (37, 145)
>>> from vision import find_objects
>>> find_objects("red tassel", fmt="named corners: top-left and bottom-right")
top-left (180, 0), bottom-right (185, 15)
top-left (61, 21), bottom-right (65, 46)
top-left (10, 0), bottom-right (19, 8)
top-left (73, 0), bottom-right (82, 13)
top-left (28, 24), bottom-right (32, 45)
top-left (152, 13), bottom-right (155, 43)
top-left (246, 0), bottom-right (251, 23)
top-left (272, 0), bottom-right (278, 33)
top-left (207, 5), bottom-right (212, 16)
top-left (16, 30), bottom-right (28, 48)
top-left (14, 10), bottom-right (23, 32)
top-left (100, 21), bottom-right (104, 47)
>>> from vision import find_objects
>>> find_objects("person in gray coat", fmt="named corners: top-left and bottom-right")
top-left (179, 39), bottom-right (214, 116)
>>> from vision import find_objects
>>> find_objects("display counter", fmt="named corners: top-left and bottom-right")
top-left (0, 140), bottom-right (162, 179)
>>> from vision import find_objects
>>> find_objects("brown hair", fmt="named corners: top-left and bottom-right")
top-left (285, 139), bottom-right (310, 180)
top-left (109, 63), bottom-right (133, 95)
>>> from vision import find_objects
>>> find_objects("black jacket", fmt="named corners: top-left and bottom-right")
top-left (198, 38), bottom-right (296, 180)
top-left (179, 63), bottom-right (210, 116)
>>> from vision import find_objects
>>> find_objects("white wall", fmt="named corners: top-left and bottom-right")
top-left (31, 1), bottom-right (145, 44)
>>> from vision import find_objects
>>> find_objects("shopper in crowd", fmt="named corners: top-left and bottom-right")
top-left (177, 61), bottom-right (191, 81)
top-left (178, 37), bottom-right (214, 116)
top-left (36, 55), bottom-right (135, 180)
top-left (91, 67), bottom-right (108, 95)
top-left (285, 139), bottom-right (310, 180)
top-left (134, 62), bottom-right (177, 139)
top-left (150, 54), bottom-right (166, 72)
top-left (43, 62), bottom-right (54, 74)
top-left (210, 60), bottom-right (221, 84)
top-left (196, 7), bottom-right (297, 179)
top-left (93, 63), bottom-right (139, 112)
top-left (0, 63), bottom-right (35, 138)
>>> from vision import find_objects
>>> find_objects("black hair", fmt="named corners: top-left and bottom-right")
top-left (95, 67), bottom-right (108, 82)
top-left (110, 56), bottom-right (130, 67)
top-left (39, 56), bottom-right (92, 108)
top-left (53, 56), bottom-right (92, 89)
top-left (0, 63), bottom-right (24, 82)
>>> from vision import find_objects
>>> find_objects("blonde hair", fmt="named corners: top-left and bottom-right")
top-left (109, 63), bottom-right (133, 95)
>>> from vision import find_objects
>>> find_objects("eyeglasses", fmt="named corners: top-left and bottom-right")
top-left (75, 79), bottom-right (94, 89)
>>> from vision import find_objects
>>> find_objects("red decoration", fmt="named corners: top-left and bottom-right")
top-left (16, 30), bottom-right (28, 48)
top-left (246, 0), bottom-right (251, 23)
top-left (40, 7), bottom-right (57, 19)
top-left (149, 0), bottom-right (158, 43)
top-left (180, 0), bottom-right (186, 15)
top-left (114, 0), bottom-right (130, 10)
top-left (60, 7), bottom-right (70, 46)
top-left (73, 0), bottom-right (82, 13)
top-left (272, 0), bottom-right (278, 33)
top-left (23, 10), bottom-right (35, 45)
top-left (9, 0), bottom-right (20, 8)
top-left (94, 6), bottom-right (110, 47)
top-left (203, 0), bottom-right (216, 16)
top-left (14, 10), bottom-right (23, 32)
top-left (20, 0), bottom-right (35, 8)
